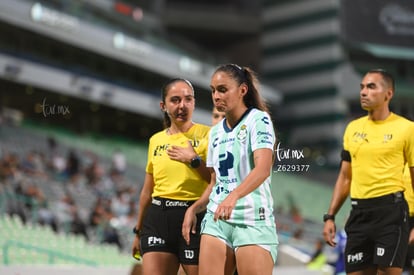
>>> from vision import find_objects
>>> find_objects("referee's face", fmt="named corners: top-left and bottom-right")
top-left (163, 81), bottom-right (195, 123)
top-left (359, 73), bottom-right (391, 111)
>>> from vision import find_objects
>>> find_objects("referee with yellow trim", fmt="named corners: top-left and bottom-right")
top-left (323, 69), bottom-right (414, 275)
top-left (131, 78), bottom-right (210, 275)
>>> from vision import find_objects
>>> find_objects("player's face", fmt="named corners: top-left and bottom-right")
top-left (162, 81), bottom-right (195, 124)
top-left (210, 71), bottom-right (247, 114)
top-left (359, 73), bottom-right (392, 111)
top-left (211, 108), bottom-right (225, 126)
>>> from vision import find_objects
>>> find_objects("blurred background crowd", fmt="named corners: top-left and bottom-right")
top-left (0, 123), bottom-right (140, 251)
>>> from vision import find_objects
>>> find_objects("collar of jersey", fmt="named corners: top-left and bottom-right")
top-left (223, 107), bottom-right (253, 133)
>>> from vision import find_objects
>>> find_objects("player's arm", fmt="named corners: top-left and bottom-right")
top-left (182, 168), bottom-right (215, 245)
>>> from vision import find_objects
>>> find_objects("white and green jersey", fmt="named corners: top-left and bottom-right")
top-left (206, 108), bottom-right (276, 226)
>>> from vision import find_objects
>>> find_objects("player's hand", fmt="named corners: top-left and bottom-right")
top-left (214, 193), bottom-right (237, 221)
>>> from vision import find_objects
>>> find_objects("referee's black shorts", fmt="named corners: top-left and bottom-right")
top-left (345, 191), bottom-right (409, 273)
top-left (140, 197), bottom-right (205, 265)
top-left (404, 216), bottom-right (414, 270)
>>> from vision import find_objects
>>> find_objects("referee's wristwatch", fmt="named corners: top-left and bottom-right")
top-left (133, 227), bottom-right (142, 237)
top-left (323, 213), bottom-right (335, 222)
top-left (190, 155), bottom-right (201, 168)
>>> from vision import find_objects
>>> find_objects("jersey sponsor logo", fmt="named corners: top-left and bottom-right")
top-left (347, 252), bottom-right (363, 264)
top-left (218, 151), bottom-right (234, 176)
top-left (257, 131), bottom-right (272, 138)
top-left (352, 131), bottom-right (367, 143)
top-left (215, 151), bottom-right (236, 195)
top-left (184, 249), bottom-right (195, 259)
top-left (215, 185), bottom-right (230, 195)
top-left (219, 178), bottom-right (237, 184)
top-left (148, 236), bottom-right (166, 247)
top-left (213, 137), bottom-right (235, 147)
top-left (153, 139), bottom-right (200, 156)
top-left (154, 144), bottom-right (168, 156)
top-left (377, 247), bottom-right (385, 256)
top-left (260, 139), bottom-right (274, 146)
top-left (258, 131), bottom-right (273, 145)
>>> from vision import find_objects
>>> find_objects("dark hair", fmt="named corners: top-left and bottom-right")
top-left (367, 68), bottom-right (395, 92)
top-left (161, 78), bottom-right (194, 128)
top-left (214, 64), bottom-right (269, 113)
